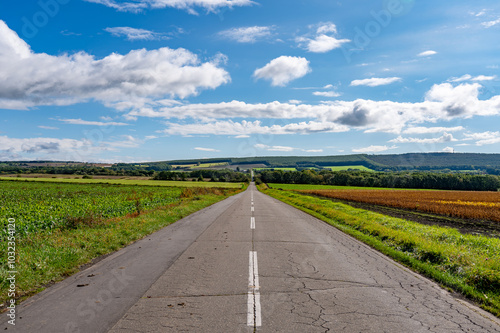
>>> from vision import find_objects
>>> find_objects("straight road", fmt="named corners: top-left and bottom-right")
top-left (3, 184), bottom-right (500, 332)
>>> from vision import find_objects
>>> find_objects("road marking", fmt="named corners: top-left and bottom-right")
top-left (250, 217), bottom-right (255, 229)
top-left (247, 251), bottom-right (262, 327)
top-left (251, 206), bottom-right (254, 212)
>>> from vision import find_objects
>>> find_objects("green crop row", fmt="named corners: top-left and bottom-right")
top-left (0, 181), bottom-right (183, 239)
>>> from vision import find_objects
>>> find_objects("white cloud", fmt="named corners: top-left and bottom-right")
top-left (316, 23), bottom-right (337, 34)
top-left (448, 74), bottom-right (496, 82)
top-left (105, 27), bottom-right (167, 41)
top-left (254, 144), bottom-right (322, 153)
top-left (38, 125), bottom-right (59, 130)
top-left (463, 131), bottom-right (500, 146)
top-left (417, 50), bottom-right (437, 57)
top-left (254, 144), bottom-right (295, 152)
top-left (0, 135), bottom-right (108, 161)
top-left (390, 133), bottom-right (457, 144)
top-left (84, 0), bottom-right (255, 14)
top-left (161, 120), bottom-right (349, 136)
top-left (352, 145), bottom-right (398, 153)
top-left (194, 147), bottom-right (220, 152)
top-left (0, 20), bottom-right (229, 110)
top-left (471, 75), bottom-right (496, 81)
top-left (482, 18), bottom-right (500, 28)
top-left (350, 77), bottom-right (402, 87)
top-left (127, 83), bottom-right (500, 135)
top-left (253, 56), bottom-right (311, 87)
top-left (403, 126), bottom-right (465, 134)
top-left (58, 118), bottom-right (129, 126)
top-left (297, 35), bottom-right (350, 53)
top-left (218, 26), bottom-right (273, 43)
top-left (296, 22), bottom-right (350, 53)
top-left (448, 74), bottom-right (472, 82)
top-left (312, 91), bottom-right (341, 97)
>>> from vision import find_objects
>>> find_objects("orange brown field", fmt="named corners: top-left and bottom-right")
top-left (301, 189), bottom-right (500, 222)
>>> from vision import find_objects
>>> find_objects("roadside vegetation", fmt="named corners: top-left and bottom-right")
top-left (259, 185), bottom-right (500, 317)
top-left (0, 180), bottom-right (243, 307)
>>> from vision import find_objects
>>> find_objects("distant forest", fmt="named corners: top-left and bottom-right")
top-left (257, 169), bottom-right (500, 191)
top-left (2, 152), bottom-right (500, 179)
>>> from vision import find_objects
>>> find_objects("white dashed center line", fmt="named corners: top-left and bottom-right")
top-left (250, 217), bottom-right (255, 229)
top-left (247, 251), bottom-right (262, 327)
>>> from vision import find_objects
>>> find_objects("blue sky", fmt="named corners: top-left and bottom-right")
top-left (0, 0), bottom-right (500, 162)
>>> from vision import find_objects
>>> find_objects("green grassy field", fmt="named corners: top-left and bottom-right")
top-left (191, 162), bottom-right (229, 168)
top-left (253, 167), bottom-right (298, 171)
top-left (260, 186), bottom-right (500, 317)
top-left (0, 176), bottom-right (243, 188)
top-left (0, 180), bottom-right (243, 306)
top-left (323, 165), bottom-right (374, 171)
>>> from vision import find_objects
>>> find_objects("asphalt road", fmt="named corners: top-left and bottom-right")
top-left (3, 183), bottom-right (500, 332)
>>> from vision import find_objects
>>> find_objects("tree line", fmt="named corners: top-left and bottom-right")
top-left (154, 169), bottom-right (250, 183)
top-left (257, 169), bottom-right (500, 191)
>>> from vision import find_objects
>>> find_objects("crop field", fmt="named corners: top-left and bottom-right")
top-left (0, 176), bottom-right (242, 188)
top-left (0, 181), bottom-right (186, 239)
top-left (0, 180), bottom-right (241, 304)
top-left (302, 189), bottom-right (500, 223)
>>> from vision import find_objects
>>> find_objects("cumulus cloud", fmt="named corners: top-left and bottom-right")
top-left (417, 50), bottom-right (437, 57)
top-left (0, 20), bottom-right (230, 110)
top-left (253, 56), bottom-right (311, 87)
top-left (105, 27), bottom-right (168, 41)
top-left (350, 77), bottom-right (402, 87)
top-left (389, 133), bottom-right (457, 144)
top-left (84, 0), bottom-right (255, 14)
top-left (161, 120), bottom-right (349, 136)
top-left (464, 131), bottom-right (500, 146)
top-left (352, 145), bottom-right (398, 153)
top-left (403, 126), bottom-right (464, 134)
top-left (0, 135), bottom-right (102, 160)
top-left (218, 26), bottom-right (273, 43)
top-left (296, 22), bottom-right (350, 53)
top-left (129, 81), bottom-right (500, 135)
top-left (425, 82), bottom-right (488, 117)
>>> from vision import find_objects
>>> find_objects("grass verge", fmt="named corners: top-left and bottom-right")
top-left (1, 187), bottom-right (242, 309)
top-left (259, 186), bottom-right (500, 318)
